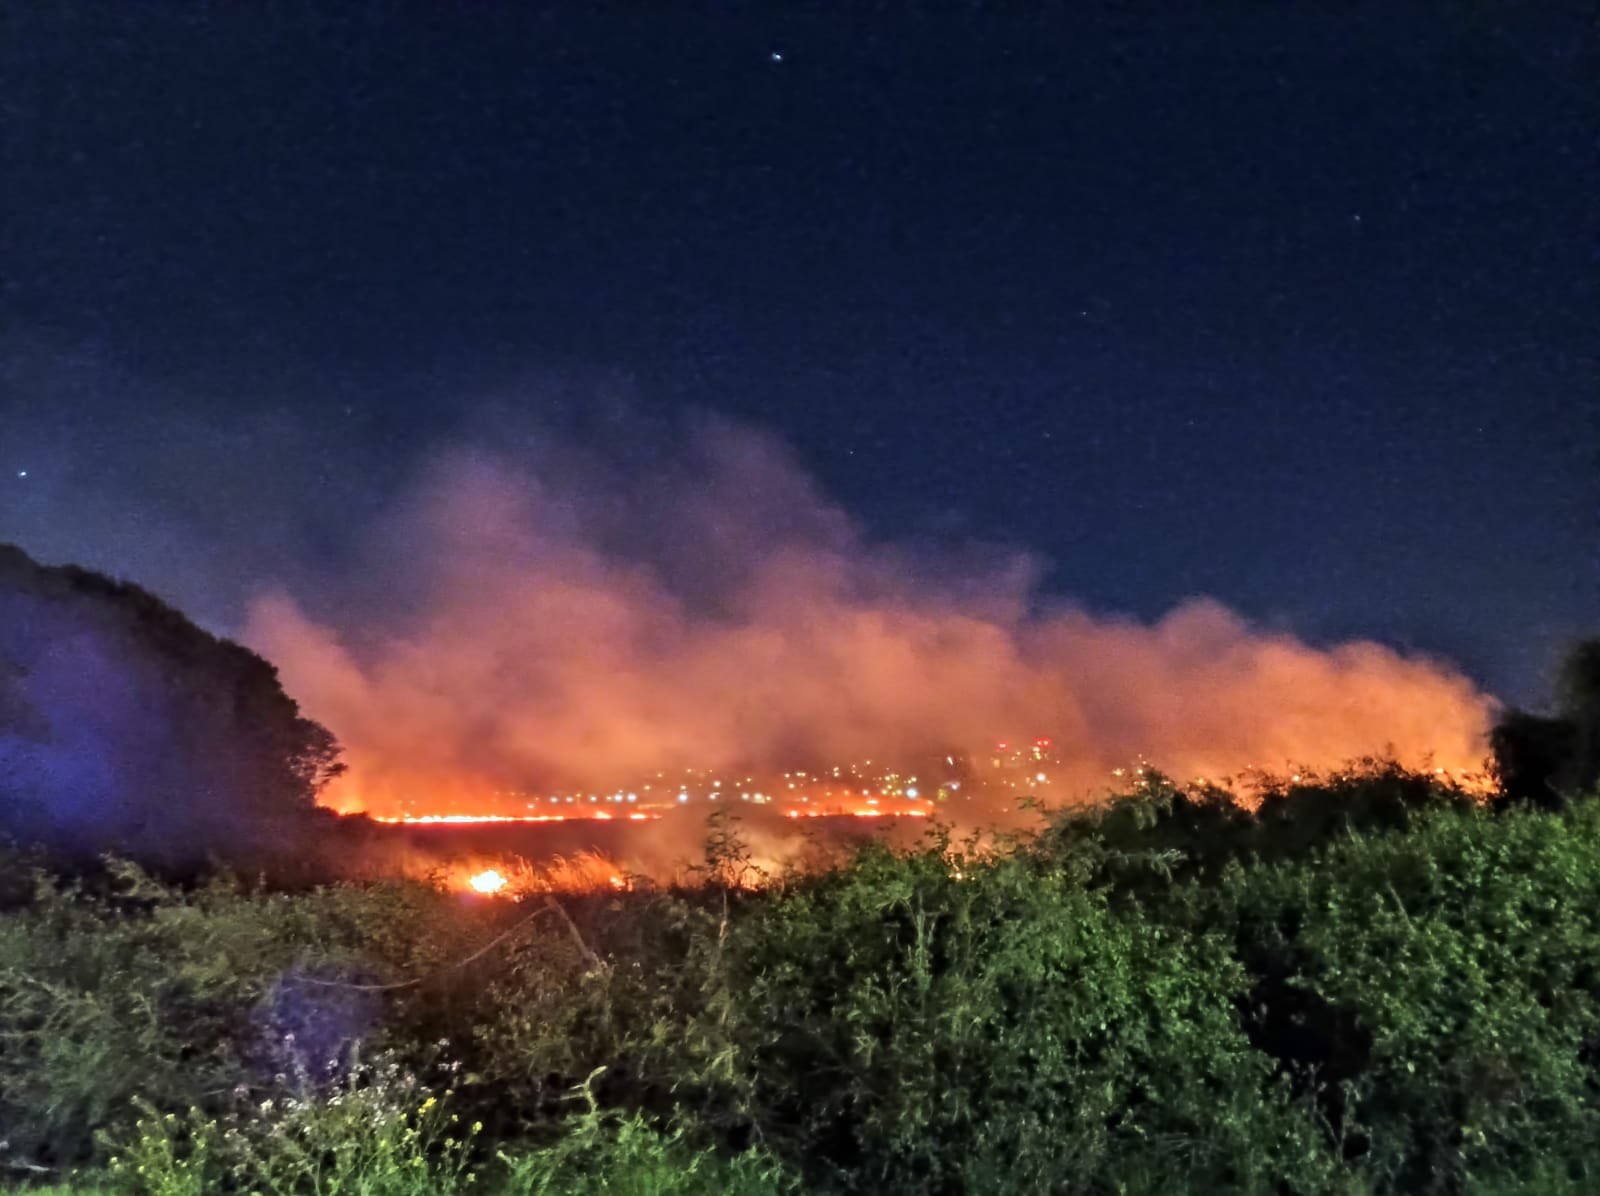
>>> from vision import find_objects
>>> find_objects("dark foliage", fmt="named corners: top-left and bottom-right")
top-left (1492, 711), bottom-right (1576, 810)
top-left (0, 543), bottom-right (342, 866)
top-left (5, 771), bottom-right (1600, 1195)
top-left (1491, 640), bottom-right (1600, 811)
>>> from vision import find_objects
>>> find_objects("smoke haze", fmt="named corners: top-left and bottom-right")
top-left (243, 420), bottom-right (1496, 820)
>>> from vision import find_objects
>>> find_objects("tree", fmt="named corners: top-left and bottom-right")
top-left (1492, 639), bottom-right (1600, 809)
top-left (1556, 639), bottom-right (1600, 792)
top-left (0, 543), bottom-right (343, 863)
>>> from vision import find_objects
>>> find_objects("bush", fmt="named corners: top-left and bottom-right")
top-left (1210, 800), bottom-right (1600, 1192)
top-left (103, 1057), bottom-right (478, 1196)
top-left (11, 777), bottom-right (1600, 1195)
top-left (0, 862), bottom-right (498, 1169)
top-left (724, 837), bottom-right (1329, 1194)
top-left (497, 1077), bottom-right (799, 1196)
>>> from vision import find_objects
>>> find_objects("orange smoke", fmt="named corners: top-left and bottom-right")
top-left (244, 425), bottom-right (1496, 823)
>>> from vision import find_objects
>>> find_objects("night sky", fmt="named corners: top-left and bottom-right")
top-left (3, 3), bottom-right (1595, 706)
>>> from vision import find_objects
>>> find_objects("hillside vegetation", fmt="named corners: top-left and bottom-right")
top-left (4, 771), bottom-right (1600, 1195)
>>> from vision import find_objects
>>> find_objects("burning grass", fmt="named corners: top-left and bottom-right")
top-left (453, 850), bottom-right (634, 898)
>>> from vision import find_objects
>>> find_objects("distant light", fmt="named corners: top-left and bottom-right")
top-left (770, 50), bottom-right (784, 63)
top-left (16, 470), bottom-right (26, 479)
top-left (1035, 772), bottom-right (1047, 783)
top-left (906, 787), bottom-right (919, 798)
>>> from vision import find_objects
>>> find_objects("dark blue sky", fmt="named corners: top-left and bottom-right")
top-left (4, 3), bottom-right (1595, 704)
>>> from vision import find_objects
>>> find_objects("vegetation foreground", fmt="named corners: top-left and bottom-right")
top-left (3, 769), bottom-right (1600, 1195)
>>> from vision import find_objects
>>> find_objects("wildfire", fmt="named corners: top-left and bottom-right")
top-left (373, 812), bottom-right (662, 825)
top-left (468, 868), bottom-right (508, 894)
top-left (785, 807), bottom-right (930, 819)
top-left (449, 851), bottom-right (633, 897)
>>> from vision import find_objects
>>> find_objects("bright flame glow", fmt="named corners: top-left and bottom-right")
top-left (376, 813), bottom-right (578, 824)
top-left (468, 868), bottom-right (507, 894)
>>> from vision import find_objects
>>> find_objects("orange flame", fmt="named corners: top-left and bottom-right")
top-left (446, 851), bottom-right (634, 897)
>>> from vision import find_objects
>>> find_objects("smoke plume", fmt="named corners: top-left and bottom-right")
top-left (244, 420), bottom-right (1495, 821)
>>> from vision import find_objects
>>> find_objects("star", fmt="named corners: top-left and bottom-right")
top-left (16, 470), bottom-right (26, 479)
top-left (769, 50), bottom-right (784, 63)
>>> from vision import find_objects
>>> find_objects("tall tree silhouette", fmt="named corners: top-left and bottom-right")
top-left (0, 544), bottom-right (342, 861)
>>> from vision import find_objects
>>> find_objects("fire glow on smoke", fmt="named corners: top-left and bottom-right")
top-left (244, 425), bottom-right (1496, 826)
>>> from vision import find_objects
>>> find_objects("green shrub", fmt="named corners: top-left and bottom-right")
top-left (12, 781), bottom-right (1600, 1195)
top-left (0, 862), bottom-right (497, 1169)
top-left (1212, 799), bottom-right (1600, 1192)
top-left (102, 1055), bottom-right (479, 1196)
top-left (463, 826), bottom-right (763, 1136)
top-left (496, 1075), bottom-right (799, 1195)
top-left (724, 838), bottom-right (1331, 1194)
